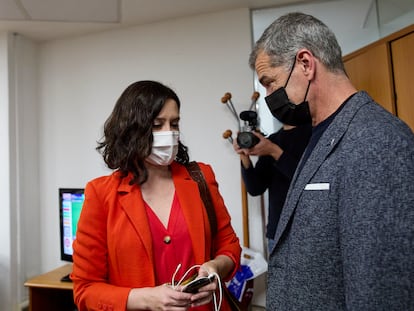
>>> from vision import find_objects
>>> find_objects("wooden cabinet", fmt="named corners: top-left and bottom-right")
top-left (343, 24), bottom-right (414, 131)
top-left (391, 31), bottom-right (414, 130)
top-left (24, 264), bottom-right (76, 311)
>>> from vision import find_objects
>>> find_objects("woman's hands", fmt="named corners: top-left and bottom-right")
top-left (127, 284), bottom-right (192, 310)
top-left (127, 255), bottom-right (234, 310)
top-left (127, 281), bottom-right (215, 310)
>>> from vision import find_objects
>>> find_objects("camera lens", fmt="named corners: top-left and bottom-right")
top-left (237, 132), bottom-right (259, 149)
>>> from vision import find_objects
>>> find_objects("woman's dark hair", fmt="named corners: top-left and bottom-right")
top-left (96, 80), bottom-right (189, 185)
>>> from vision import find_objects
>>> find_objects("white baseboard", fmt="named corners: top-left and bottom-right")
top-left (17, 300), bottom-right (29, 311)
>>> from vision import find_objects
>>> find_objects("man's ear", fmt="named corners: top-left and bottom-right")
top-left (297, 49), bottom-right (315, 80)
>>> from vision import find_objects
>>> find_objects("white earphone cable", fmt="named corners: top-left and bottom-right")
top-left (171, 263), bottom-right (223, 311)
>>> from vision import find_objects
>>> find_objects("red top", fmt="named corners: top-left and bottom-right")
top-left (145, 192), bottom-right (195, 285)
top-left (146, 192), bottom-right (213, 310)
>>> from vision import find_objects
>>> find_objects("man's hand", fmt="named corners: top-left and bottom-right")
top-left (234, 131), bottom-right (283, 162)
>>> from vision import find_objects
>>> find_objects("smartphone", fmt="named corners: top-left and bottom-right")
top-left (182, 274), bottom-right (215, 293)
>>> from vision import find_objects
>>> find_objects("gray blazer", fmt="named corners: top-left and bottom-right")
top-left (267, 91), bottom-right (414, 311)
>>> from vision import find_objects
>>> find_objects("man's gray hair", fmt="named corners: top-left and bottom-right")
top-left (249, 12), bottom-right (345, 73)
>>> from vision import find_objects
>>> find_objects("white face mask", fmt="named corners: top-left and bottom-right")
top-left (146, 131), bottom-right (179, 166)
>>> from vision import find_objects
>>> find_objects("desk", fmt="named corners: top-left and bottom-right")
top-left (24, 264), bottom-right (77, 311)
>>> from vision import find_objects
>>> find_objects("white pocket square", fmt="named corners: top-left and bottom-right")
top-left (304, 183), bottom-right (330, 190)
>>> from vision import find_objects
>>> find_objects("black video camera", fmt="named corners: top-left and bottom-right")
top-left (237, 110), bottom-right (260, 148)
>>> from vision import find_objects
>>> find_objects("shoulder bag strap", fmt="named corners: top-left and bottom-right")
top-left (185, 161), bottom-right (218, 237)
top-left (186, 162), bottom-right (242, 311)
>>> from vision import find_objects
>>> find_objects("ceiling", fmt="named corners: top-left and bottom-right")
top-left (0, 0), bottom-right (324, 42)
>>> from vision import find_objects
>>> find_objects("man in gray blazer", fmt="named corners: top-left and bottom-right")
top-left (249, 12), bottom-right (414, 310)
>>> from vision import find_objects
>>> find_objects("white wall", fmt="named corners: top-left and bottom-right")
top-left (0, 32), bottom-right (40, 311)
top-left (0, 31), bottom-right (12, 311)
top-left (13, 33), bottom-right (41, 305)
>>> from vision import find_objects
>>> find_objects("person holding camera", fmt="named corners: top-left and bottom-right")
top-left (233, 122), bottom-right (311, 253)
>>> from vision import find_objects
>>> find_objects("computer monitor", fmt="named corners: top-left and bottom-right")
top-left (59, 188), bottom-right (85, 262)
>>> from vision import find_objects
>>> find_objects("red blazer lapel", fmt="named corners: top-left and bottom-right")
top-left (171, 163), bottom-right (208, 264)
top-left (117, 177), bottom-right (154, 266)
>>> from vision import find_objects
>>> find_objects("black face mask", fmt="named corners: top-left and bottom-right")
top-left (265, 59), bottom-right (312, 126)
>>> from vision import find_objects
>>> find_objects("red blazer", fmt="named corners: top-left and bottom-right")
top-left (72, 162), bottom-right (241, 311)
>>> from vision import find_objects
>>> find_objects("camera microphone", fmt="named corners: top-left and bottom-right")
top-left (237, 110), bottom-right (259, 148)
top-left (239, 111), bottom-right (258, 126)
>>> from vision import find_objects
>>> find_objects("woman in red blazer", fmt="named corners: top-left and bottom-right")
top-left (71, 80), bottom-right (241, 311)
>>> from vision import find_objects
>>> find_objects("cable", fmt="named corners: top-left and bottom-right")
top-left (171, 263), bottom-right (223, 311)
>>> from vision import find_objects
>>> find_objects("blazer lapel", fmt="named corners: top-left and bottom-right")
top-left (171, 163), bottom-right (207, 264)
top-left (117, 177), bottom-right (154, 263)
top-left (272, 94), bottom-right (368, 248)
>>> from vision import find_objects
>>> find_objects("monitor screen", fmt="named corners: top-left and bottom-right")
top-left (59, 188), bottom-right (85, 262)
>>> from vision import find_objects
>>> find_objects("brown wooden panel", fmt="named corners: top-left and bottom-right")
top-left (30, 287), bottom-right (75, 311)
top-left (391, 31), bottom-right (414, 131)
top-left (344, 43), bottom-right (395, 114)
top-left (25, 264), bottom-right (75, 311)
